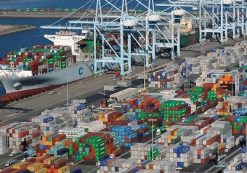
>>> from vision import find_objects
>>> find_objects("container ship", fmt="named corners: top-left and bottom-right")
top-left (0, 31), bottom-right (122, 105)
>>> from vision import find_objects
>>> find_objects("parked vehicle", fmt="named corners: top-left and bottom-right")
top-left (5, 159), bottom-right (16, 167)
top-left (9, 150), bottom-right (21, 157)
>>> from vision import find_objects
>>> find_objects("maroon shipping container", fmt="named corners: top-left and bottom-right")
top-left (109, 120), bottom-right (131, 126)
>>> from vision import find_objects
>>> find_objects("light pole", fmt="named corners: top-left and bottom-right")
top-left (67, 80), bottom-right (69, 109)
top-left (144, 53), bottom-right (146, 90)
top-left (148, 118), bottom-right (157, 160)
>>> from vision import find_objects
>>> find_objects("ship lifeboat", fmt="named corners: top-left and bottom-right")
top-left (148, 14), bottom-right (161, 22)
top-left (123, 19), bottom-right (137, 28)
top-left (192, 6), bottom-right (198, 10)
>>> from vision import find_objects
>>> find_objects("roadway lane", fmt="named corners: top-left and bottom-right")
top-left (203, 147), bottom-right (241, 173)
top-left (0, 153), bottom-right (26, 170)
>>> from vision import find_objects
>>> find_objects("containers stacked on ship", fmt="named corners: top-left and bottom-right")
top-left (2, 45), bottom-right (75, 74)
top-left (79, 39), bottom-right (100, 54)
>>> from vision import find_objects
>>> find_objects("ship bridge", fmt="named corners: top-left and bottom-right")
top-left (44, 31), bottom-right (89, 55)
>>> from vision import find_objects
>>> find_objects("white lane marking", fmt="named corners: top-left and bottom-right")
top-left (4, 113), bottom-right (18, 118)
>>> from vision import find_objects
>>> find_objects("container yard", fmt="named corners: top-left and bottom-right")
top-left (0, 39), bottom-right (246, 172)
top-left (0, 0), bottom-right (247, 172)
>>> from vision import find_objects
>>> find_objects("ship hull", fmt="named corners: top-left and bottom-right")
top-left (0, 59), bottom-right (119, 105)
top-left (0, 85), bottom-right (56, 105)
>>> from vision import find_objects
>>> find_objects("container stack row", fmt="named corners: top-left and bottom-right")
top-left (0, 132), bottom-right (8, 155)
top-left (167, 143), bottom-right (193, 168)
top-left (2, 156), bottom-right (71, 173)
top-left (96, 158), bottom-right (137, 173)
top-left (0, 122), bottom-right (41, 152)
top-left (147, 66), bottom-right (182, 89)
top-left (130, 143), bottom-right (163, 161)
top-left (32, 107), bottom-right (72, 135)
top-left (184, 41), bottom-right (246, 76)
top-left (159, 100), bottom-right (191, 124)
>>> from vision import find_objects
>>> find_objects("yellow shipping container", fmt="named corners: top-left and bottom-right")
top-left (28, 163), bottom-right (44, 172)
top-left (218, 143), bottom-right (225, 150)
top-left (58, 166), bottom-right (70, 173)
top-left (44, 156), bottom-right (54, 165)
top-left (12, 162), bottom-right (25, 170)
top-left (46, 141), bottom-right (53, 146)
top-left (173, 130), bottom-right (178, 136)
top-left (35, 167), bottom-right (47, 173)
top-left (167, 134), bottom-right (176, 140)
top-left (116, 116), bottom-right (124, 120)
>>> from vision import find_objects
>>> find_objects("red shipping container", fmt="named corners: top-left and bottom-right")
top-left (201, 157), bottom-right (210, 164)
top-left (36, 155), bottom-right (51, 163)
top-left (18, 130), bottom-right (29, 138)
top-left (26, 157), bottom-right (36, 162)
top-left (111, 148), bottom-right (121, 156)
top-left (204, 134), bottom-right (221, 146)
top-left (32, 131), bottom-right (41, 138)
top-left (110, 120), bottom-right (130, 126)
top-left (53, 134), bottom-right (66, 143)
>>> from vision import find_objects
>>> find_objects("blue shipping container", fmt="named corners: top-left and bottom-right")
top-left (57, 148), bottom-right (69, 155)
